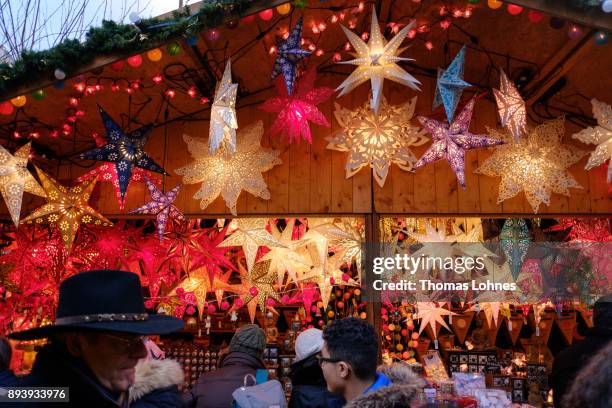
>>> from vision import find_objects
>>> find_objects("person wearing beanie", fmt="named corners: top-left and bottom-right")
top-left (184, 324), bottom-right (267, 408)
top-left (289, 329), bottom-right (344, 408)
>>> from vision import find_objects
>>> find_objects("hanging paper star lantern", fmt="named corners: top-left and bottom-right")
top-left (572, 99), bottom-right (612, 182)
top-left (406, 221), bottom-right (457, 274)
top-left (336, 6), bottom-right (420, 113)
top-left (260, 67), bottom-right (334, 144)
top-left (331, 218), bottom-right (365, 280)
top-left (175, 120), bottom-right (282, 215)
top-left (21, 168), bottom-right (112, 251)
top-left (327, 96), bottom-right (429, 187)
top-left (76, 163), bottom-right (160, 210)
top-left (261, 219), bottom-right (310, 286)
top-left (271, 16), bottom-right (312, 96)
top-left (476, 118), bottom-right (586, 212)
top-left (299, 252), bottom-right (359, 308)
top-left (412, 302), bottom-right (456, 339)
top-left (500, 219), bottom-right (530, 281)
top-left (218, 218), bottom-right (286, 274)
top-left (433, 46), bottom-right (471, 122)
top-left (209, 59), bottom-right (239, 155)
top-left (0, 142), bottom-right (46, 225)
top-left (493, 68), bottom-right (527, 142)
top-left (415, 98), bottom-right (504, 187)
top-left (239, 259), bottom-right (282, 314)
top-left (129, 177), bottom-right (186, 240)
top-left (79, 106), bottom-right (167, 201)
top-left (284, 283), bottom-right (320, 317)
top-left (173, 267), bottom-right (233, 319)
top-left (301, 218), bottom-right (353, 279)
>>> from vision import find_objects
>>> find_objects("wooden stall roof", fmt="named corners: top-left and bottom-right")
top-left (0, 0), bottom-right (610, 218)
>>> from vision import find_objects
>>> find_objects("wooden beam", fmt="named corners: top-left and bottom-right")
top-left (1, 0), bottom-right (291, 100)
top-left (523, 29), bottom-right (595, 106)
top-left (504, 0), bottom-right (612, 31)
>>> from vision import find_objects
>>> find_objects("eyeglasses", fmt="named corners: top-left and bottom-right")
top-left (99, 332), bottom-right (146, 349)
top-left (316, 354), bottom-right (342, 366)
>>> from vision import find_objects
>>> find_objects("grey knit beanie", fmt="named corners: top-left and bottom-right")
top-left (229, 324), bottom-right (266, 358)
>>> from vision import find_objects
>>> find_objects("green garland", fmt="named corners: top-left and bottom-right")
top-left (0, 0), bottom-right (271, 96)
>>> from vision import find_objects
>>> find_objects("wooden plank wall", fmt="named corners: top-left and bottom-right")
top-left (5, 80), bottom-right (612, 218)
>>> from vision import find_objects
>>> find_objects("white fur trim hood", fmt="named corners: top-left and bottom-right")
top-left (344, 363), bottom-right (425, 408)
top-left (129, 359), bottom-right (184, 403)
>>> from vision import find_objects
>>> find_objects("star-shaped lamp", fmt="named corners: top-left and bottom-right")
top-left (493, 69), bottom-right (527, 142)
top-left (209, 60), bottom-right (239, 155)
top-left (21, 167), bottom-right (112, 251)
top-left (412, 302), bottom-right (456, 340)
top-left (129, 177), bottom-right (186, 240)
top-left (500, 219), bottom-right (530, 281)
top-left (79, 106), bottom-right (167, 201)
top-left (173, 267), bottom-right (233, 319)
top-left (327, 97), bottom-right (428, 187)
top-left (175, 121), bottom-right (281, 216)
top-left (415, 98), bottom-right (504, 187)
top-left (261, 219), bottom-right (310, 286)
top-left (260, 67), bottom-right (334, 144)
top-left (476, 118), bottom-right (586, 212)
top-left (271, 16), bottom-right (311, 96)
top-left (336, 6), bottom-right (420, 113)
top-left (572, 99), bottom-right (612, 182)
top-left (240, 259), bottom-right (282, 314)
top-left (433, 46), bottom-right (471, 122)
top-left (0, 142), bottom-right (46, 225)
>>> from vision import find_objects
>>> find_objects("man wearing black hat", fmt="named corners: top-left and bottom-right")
top-left (8, 270), bottom-right (184, 407)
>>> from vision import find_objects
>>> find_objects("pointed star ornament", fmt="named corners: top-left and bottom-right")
top-left (260, 67), bottom-right (334, 144)
top-left (129, 177), bottom-right (186, 240)
top-left (572, 99), bottom-right (612, 182)
top-left (261, 219), bottom-right (310, 286)
top-left (415, 98), bottom-right (504, 187)
top-left (175, 121), bottom-right (281, 215)
top-left (271, 16), bottom-right (311, 96)
top-left (173, 267), bottom-right (233, 319)
top-left (412, 302), bottom-right (456, 340)
top-left (433, 46), bottom-right (471, 122)
top-left (493, 68), bottom-right (527, 142)
top-left (79, 107), bottom-right (166, 201)
top-left (218, 218), bottom-right (286, 274)
top-left (0, 142), bottom-right (46, 225)
top-left (500, 219), bottom-right (530, 281)
top-left (336, 6), bottom-right (420, 113)
top-left (240, 259), bottom-right (282, 313)
top-left (209, 60), bottom-right (239, 155)
top-left (327, 96), bottom-right (429, 187)
top-left (21, 167), bottom-right (112, 251)
top-left (476, 118), bottom-right (586, 212)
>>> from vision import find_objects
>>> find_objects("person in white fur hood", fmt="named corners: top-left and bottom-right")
top-left (129, 337), bottom-right (184, 408)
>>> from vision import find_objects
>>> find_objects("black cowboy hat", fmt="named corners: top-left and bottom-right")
top-left (9, 270), bottom-right (183, 340)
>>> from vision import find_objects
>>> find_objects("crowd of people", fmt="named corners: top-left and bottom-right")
top-left (0, 270), bottom-right (610, 408)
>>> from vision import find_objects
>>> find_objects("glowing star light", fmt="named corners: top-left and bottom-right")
top-left (476, 118), bottom-right (587, 212)
top-left (433, 46), bottom-right (471, 122)
top-left (415, 98), bottom-right (504, 187)
top-left (271, 16), bottom-right (311, 96)
top-left (260, 67), bottom-right (334, 144)
top-left (493, 68), bottom-right (527, 142)
top-left (129, 177), bottom-right (186, 240)
top-left (327, 97), bottom-right (428, 187)
top-left (0, 142), bottom-right (46, 225)
top-left (261, 219), bottom-right (310, 286)
top-left (209, 60), bottom-right (239, 155)
top-left (79, 107), bottom-right (167, 201)
top-left (572, 99), bottom-right (612, 182)
top-left (21, 168), bottom-right (112, 251)
top-left (412, 302), bottom-right (456, 339)
top-left (240, 259), bottom-right (282, 313)
top-left (336, 6), bottom-right (420, 113)
top-left (175, 121), bottom-right (281, 215)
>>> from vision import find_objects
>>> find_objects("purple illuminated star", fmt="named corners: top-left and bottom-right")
top-left (414, 98), bottom-right (505, 187)
top-left (130, 177), bottom-right (186, 240)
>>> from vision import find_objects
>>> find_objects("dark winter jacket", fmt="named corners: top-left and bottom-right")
top-left (129, 359), bottom-right (184, 408)
top-left (184, 351), bottom-right (265, 408)
top-left (0, 369), bottom-right (20, 386)
top-left (288, 354), bottom-right (343, 408)
top-left (551, 327), bottom-right (612, 407)
top-left (13, 343), bottom-right (128, 408)
top-left (343, 363), bottom-right (424, 408)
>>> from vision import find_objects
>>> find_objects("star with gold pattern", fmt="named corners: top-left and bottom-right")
top-left (175, 120), bottom-right (281, 215)
top-left (327, 97), bottom-right (428, 187)
top-left (476, 118), bottom-right (586, 213)
top-left (240, 259), bottom-right (282, 314)
top-left (173, 267), bottom-right (233, 319)
top-left (336, 6), bottom-right (420, 113)
top-left (21, 167), bottom-right (112, 251)
top-left (0, 142), bottom-right (46, 226)
top-left (572, 99), bottom-right (612, 182)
